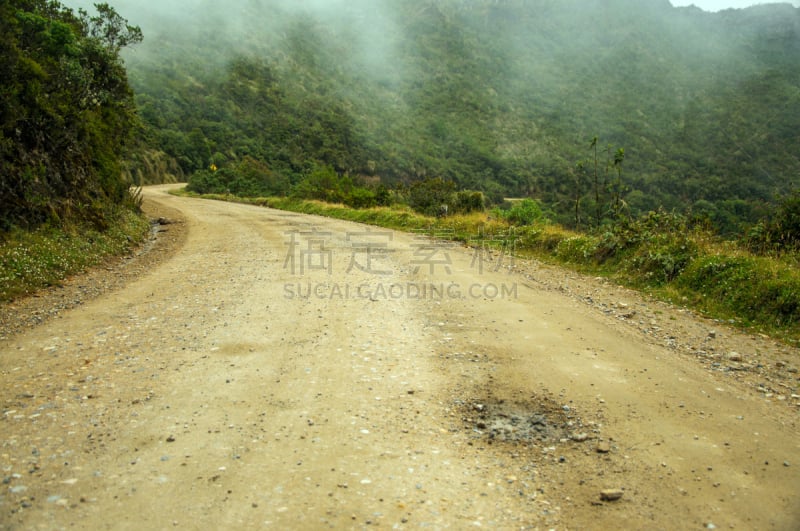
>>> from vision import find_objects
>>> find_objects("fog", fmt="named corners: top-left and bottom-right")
top-left (60, 0), bottom-right (800, 69)
top-left (671, 0), bottom-right (799, 10)
top-left (57, 0), bottom-right (800, 146)
top-left (62, 0), bottom-right (403, 78)
top-left (55, 0), bottom-right (799, 206)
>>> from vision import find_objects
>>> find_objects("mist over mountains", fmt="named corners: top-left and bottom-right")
top-left (81, 0), bottom-right (800, 231)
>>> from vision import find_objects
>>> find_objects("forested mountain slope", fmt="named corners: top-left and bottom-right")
top-left (98, 0), bottom-right (800, 231)
top-left (1, 0), bottom-right (144, 230)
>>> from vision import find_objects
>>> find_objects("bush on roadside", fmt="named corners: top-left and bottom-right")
top-left (744, 190), bottom-right (800, 254)
top-left (453, 191), bottom-right (486, 215)
top-left (679, 255), bottom-right (800, 330)
top-left (187, 156), bottom-right (290, 197)
top-left (493, 198), bottom-right (546, 226)
top-left (290, 165), bottom-right (381, 208)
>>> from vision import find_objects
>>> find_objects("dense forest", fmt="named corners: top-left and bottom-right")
top-left (4, 0), bottom-right (800, 236)
top-left (101, 0), bottom-right (799, 234)
top-left (2, 0), bottom-right (797, 328)
top-left (0, 0), bottom-right (144, 231)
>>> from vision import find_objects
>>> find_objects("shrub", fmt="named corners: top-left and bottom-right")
top-left (345, 187), bottom-right (377, 209)
top-left (556, 235), bottom-right (596, 263)
top-left (745, 190), bottom-right (800, 254)
top-left (290, 165), bottom-right (381, 208)
top-left (453, 191), bottom-right (486, 214)
top-left (679, 255), bottom-right (800, 329)
top-left (498, 199), bottom-right (545, 226)
top-left (628, 237), bottom-right (697, 284)
top-left (407, 178), bottom-right (457, 216)
top-left (186, 157), bottom-right (290, 197)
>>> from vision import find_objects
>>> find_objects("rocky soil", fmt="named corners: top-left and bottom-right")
top-left (1, 184), bottom-right (798, 530)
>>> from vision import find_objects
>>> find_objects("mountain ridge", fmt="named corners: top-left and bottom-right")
top-left (109, 0), bottom-right (799, 231)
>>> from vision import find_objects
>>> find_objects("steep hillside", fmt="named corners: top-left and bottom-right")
top-left (106, 0), bottom-right (799, 231)
top-left (1, 0), bottom-right (144, 230)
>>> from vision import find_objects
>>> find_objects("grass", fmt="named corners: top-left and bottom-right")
top-left (175, 188), bottom-right (800, 343)
top-left (5, 185), bottom-right (795, 343)
top-left (0, 208), bottom-right (150, 302)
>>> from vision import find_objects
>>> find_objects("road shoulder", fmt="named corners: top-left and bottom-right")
top-left (0, 197), bottom-right (187, 339)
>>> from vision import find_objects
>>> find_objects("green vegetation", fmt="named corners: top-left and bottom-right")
top-left (743, 190), bottom-right (800, 254)
top-left (187, 164), bottom-right (486, 216)
top-left (1, 0), bottom-right (143, 231)
top-left (3, 0), bottom-right (799, 339)
top-left (179, 187), bottom-right (800, 341)
top-left (0, 1), bottom-right (149, 300)
top-left (116, 0), bottom-right (800, 235)
top-left (0, 206), bottom-right (149, 301)
top-left (679, 254), bottom-right (800, 332)
top-left (289, 166), bottom-right (381, 209)
top-left (493, 199), bottom-right (547, 227)
top-left (186, 156), bottom-right (291, 198)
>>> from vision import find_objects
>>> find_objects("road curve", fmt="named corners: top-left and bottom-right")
top-left (1, 184), bottom-right (798, 529)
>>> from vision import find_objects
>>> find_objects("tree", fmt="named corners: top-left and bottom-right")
top-left (79, 2), bottom-right (142, 54)
top-left (574, 161), bottom-right (587, 228)
top-left (0, 0), bottom-right (143, 230)
top-left (590, 137), bottom-right (602, 228)
top-left (610, 147), bottom-right (626, 219)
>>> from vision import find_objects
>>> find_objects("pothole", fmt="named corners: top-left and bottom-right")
top-left (456, 395), bottom-right (595, 445)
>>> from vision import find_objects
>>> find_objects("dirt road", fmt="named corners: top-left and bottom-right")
top-left (2, 184), bottom-right (798, 530)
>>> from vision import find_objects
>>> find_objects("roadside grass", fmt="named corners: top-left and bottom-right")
top-left (175, 189), bottom-right (800, 343)
top-left (0, 209), bottom-right (150, 302)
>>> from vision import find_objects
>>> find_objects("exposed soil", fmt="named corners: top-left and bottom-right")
top-left (0, 198), bottom-right (188, 339)
top-left (1, 184), bottom-right (798, 530)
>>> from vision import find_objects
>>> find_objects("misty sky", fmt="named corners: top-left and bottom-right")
top-left (62, 0), bottom-right (800, 10)
top-left (672, 0), bottom-right (799, 10)
top-left (61, 0), bottom-right (800, 15)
